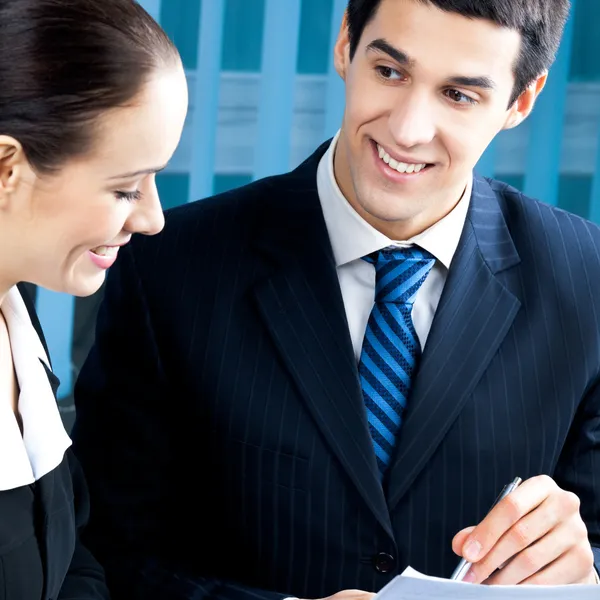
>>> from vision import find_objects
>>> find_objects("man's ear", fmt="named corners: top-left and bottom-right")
top-left (503, 72), bottom-right (548, 131)
top-left (333, 11), bottom-right (351, 81)
top-left (0, 136), bottom-right (27, 204)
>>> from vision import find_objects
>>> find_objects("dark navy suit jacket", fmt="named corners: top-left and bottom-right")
top-left (72, 141), bottom-right (600, 599)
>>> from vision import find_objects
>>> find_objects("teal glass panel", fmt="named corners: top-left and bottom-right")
top-left (558, 175), bottom-right (592, 218)
top-left (498, 174), bottom-right (525, 191)
top-left (475, 142), bottom-right (497, 179)
top-left (160, 0), bottom-right (201, 69)
top-left (297, 0), bottom-right (333, 74)
top-left (570, 0), bottom-right (600, 81)
top-left (221, 0), bottom-right (265, 71)
top-left (214, 174), bottom-right (253, 194)
top-left (325, 0), bottom-right (347, 137)
top-left (157, 173), bottom-right (190, 209)
top-left (523, 8), bottom-right (576, 205)
top-left (497, 175), bottom-right (592, 219)
top-left (589, 129), bottom-right (600, 226)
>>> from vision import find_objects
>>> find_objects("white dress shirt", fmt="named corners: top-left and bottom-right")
top-left (0, 286), bottom-right (72, 491)
top-left (316, 132), bottom-right (472, 360)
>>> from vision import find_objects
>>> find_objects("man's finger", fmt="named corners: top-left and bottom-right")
top-left (486, 530), bottom-right (594, 586)
top-left (460, 476), bottom-right (557, 563)
top-left (478, 521), bottom-right (584, 585)
top-left (452, 526), bottom-right (476, 556)
top-left (465, 495), bottom-right (563, 582)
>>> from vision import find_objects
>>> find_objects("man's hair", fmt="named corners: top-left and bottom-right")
top-left (346, 0), bottom-right (571, 106)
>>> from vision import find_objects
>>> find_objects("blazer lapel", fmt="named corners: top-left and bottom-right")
top-left (12, 285), bottom-right (67, 600)
top-left (253, 146), bottom-right (392, 537)
top-left (34, 362), bottom-right (58, 600)
top-left (387, 176), bottom-right (522, 511)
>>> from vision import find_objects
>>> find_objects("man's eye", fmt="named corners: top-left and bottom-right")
top-left (445, 89), bottom-right (477, 105)
top-left (376, 66), bottom-right (403, 81)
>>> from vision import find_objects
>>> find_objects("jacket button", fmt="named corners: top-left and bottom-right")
top-left (373, 552), bottom-right (395, 573)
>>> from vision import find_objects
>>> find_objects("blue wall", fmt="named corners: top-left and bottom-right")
top-left (39, 0), bottom-right (600, 403)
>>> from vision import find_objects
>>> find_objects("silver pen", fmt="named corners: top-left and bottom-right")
top-left (450, 476), bottom-right (522, 582)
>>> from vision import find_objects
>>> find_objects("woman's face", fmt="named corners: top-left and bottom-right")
top-left (3, 64), bottom-right (188, 297)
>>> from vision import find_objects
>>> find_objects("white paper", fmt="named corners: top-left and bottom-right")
top-left (373, 566), bottom-right (599, 599)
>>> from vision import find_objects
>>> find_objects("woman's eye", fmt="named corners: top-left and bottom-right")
top-left (114, 190), bottom-right (142, 202)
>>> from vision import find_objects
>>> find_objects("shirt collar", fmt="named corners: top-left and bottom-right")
top-left (316, 131), bottom-right (472, 269)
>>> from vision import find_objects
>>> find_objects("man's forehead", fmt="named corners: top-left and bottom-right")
top-left (361, 1), bottom-right (522, 81)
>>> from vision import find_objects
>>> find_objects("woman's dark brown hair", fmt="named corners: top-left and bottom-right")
top-left (0, 0), bottom-right (179, 173)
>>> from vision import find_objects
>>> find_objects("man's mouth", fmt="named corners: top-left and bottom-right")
top-left (376, 143), bottom-right (432, 174)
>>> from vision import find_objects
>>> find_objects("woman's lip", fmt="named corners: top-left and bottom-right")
top-left (88, 249), bottom-right (119, 270)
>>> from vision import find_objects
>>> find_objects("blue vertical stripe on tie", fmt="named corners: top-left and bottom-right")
top-left (188, 0), bottom-right (226, 202)
top-left (253, 0), bottom-right (302, 180)
top-left (324, 0), bottom-right (347, 139)
top-left (35, 290), bottom-right (75, 400)
top-left (523, 2), bottom-right (576, 205)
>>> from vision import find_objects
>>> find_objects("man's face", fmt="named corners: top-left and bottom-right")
top-left (334, 0), bottom-right (542, 239)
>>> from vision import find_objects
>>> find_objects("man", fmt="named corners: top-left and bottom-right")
top-left (72, 0), bottom-right (600, 598)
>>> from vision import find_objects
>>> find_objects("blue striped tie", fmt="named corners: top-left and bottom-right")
top-left (359, 246), bottom-right (436, 477)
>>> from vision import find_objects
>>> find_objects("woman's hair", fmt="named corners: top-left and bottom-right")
top-left (0, 0), bottom-right (180, 173)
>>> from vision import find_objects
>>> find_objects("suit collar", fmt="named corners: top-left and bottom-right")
top-left (317, 133), bottom-right (473, 270)
top-left (467, 175), bottom-right (521, 274)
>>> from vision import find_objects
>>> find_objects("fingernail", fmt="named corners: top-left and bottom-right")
top-left (464, 540), bottom-right (482, 562)
top-left (463, 569), bottom-right (477, 584)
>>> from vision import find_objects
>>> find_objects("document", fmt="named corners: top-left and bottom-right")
top-left (374, 567), bottom-right (599, 599)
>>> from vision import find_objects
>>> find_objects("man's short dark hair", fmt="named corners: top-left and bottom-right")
top-left (346, 0), bottom-right (571, 106)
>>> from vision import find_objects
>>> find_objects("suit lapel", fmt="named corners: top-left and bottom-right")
top-left (35, 363), bottom-right (59, 600)
top-left (387, 176), bottom-right (522, 511)
top-left (17, 284), bottom-right (61, 600)
top-left (253, 145), bottom-right (392, 537)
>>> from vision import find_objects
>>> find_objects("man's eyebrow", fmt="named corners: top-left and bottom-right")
top-left (366, 38), bottom-right (416, 68)
top-left (366, 38), bottom-right (497, 91)
top-left (447, 75), bottom-right (497, 90)
top-left (108, 164), bottom-right (168, 180)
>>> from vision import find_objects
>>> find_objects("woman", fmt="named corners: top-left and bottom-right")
top-left (0, 0), bottom-right (188, 598)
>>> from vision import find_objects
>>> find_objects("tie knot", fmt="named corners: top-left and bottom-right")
top-left (364, 246), bottom-right (436, 304)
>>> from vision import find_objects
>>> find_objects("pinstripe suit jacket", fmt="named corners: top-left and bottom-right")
top-left (72, 141), bottom-right (600, 600)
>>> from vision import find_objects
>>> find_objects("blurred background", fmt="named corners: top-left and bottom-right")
top-left (33, 0), bottom-right (600, 429)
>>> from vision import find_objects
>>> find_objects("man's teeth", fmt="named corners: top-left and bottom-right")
top-left (377, 144), bottom-right (427, 174)
top-left (92, 246), bottom-right (119, 257)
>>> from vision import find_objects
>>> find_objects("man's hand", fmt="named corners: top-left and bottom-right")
top-left (452, 475), bottom-right (597, 585)
top-left (299, 590), bottom-right (375, 600)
